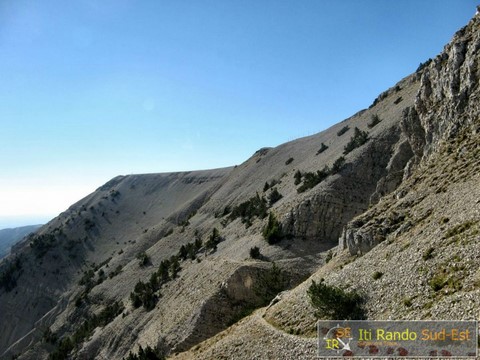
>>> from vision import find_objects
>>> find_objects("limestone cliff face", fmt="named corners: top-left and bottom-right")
top-left (283, 126), bottom-right (410, 242)
top-left (342, 13), bottom-right (480, 256)
top-left (416, 20), bottom-right (480, 154)
top-left (283, 79), bottom-right (419, 244)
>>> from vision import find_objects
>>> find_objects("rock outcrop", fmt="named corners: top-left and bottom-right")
top-left (342, 13), bottom-right (480, 256)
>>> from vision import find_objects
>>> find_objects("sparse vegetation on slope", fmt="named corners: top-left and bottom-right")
top-left (307, 279), bottom-right (365, 320)
top-left (130, 231), bottom-right (209, 311)
top-left (337, 125), bottom-right (350, 136)
top-left (124, 345), bottom-right (165, 360)
top-left (178, 238), bottom-right (203, 261)
top-left (130, 253), bottom-right (188, 310)
top-left (48, 301), bottom-right (124, 360)
top-left (29, 233), bottom-right (57, 258)
top-left (130, 280), bottom-right (158, 310)
top-left (267, 187), bottom-right (283, 206)
top-left (316, 142), bottom-right (329, 155)
top-left (367, 114), bottom-right (382, 128)
top-left (262, 212), bottom-right (283, 245)
top-left (205, 227), bottom-right (223, 252)
top-left (331, 156), bottom-right (346, 174)
top-left (297, 167), bottom-right (329, 193)
top-left (343, 127), bottom-right (369, 155)
top-left (416, 58), bottom-right (432, 73)
top-left (136, 251), bottom-right (151, 267)
top-left (295, 154), bottom-right (347, 192)
top-left (228, 193), bottom-right (268, 227)
top-left (293, 170), bottom-right (302, 185)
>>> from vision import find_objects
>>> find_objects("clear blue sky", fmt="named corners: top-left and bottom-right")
top-left (0, 0), bottom-right (477, 227)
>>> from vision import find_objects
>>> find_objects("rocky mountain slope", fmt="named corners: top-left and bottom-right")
top-left (0, 225), bottom-right (41, 260)
top-left (1, 10), bottom-right (479, 360)
top-left (172, 12), bottom-right (480, 360)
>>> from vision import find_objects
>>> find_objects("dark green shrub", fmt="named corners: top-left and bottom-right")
top-left (307, 279), bottom-right (365, 320)
top-left (124, 345), bottom-right (165, 360)
top-left (177, 239), bottom-right (203, 261)
top-left (194, 237), bottom-right (202, 252)
top-left (249, 246), bottom-right (261, 259)
top-left (157, 260), bottom-right (170, 283)
top-left (422, 247), bottom-right (435, 260)
top-left (367, 114), bottom-right (382, 128)
top-left (205, 227), bottom-right (222, 252)
top-left (263, 181), bottom-right (270, 192)
top-left (222, 205), bottom-right (231, 216)
top-left (372, 271), bottom-right (383, 280)
top-left (285, 157), bottom-right (294, 165)
top-left (228, 194), bottom-right (268, 227)
top-left (343, 127), bottom-right (369, 154)
top-left (294, 170), bottom-right (302, 185)
top-left (416, 58), bottom-right (432, 72)
top-left (187, 244), bottom-right (195, 260)
top-left (84, 218), bottom-right (95, 231)
top-left (136, 252), bottom-right (150, 267)
top-left (297, 167), bottom-right (329, 193)
top-left (79, 269), bottom-right (95, 292)
top-left (96, 269), bottom-right (106, 285)
top-left (268, 188), bottom-right (283, 206)
top-left (169, 256), bottom-right (181, 278)
top-left (262, 212), bottom-right (283, 245)
top-left (337, 125), bottom-right (350, 136)
top-left (178, 245), bottom-right (188, 260)
top-left (109, 265), bottom-right (122, 279)
top-left (445, 220), bottom-right (476, 238)
top-left (331, 156), bottom-right (346, 174)
top-left (109, 189), bottom-right (120, 199)
top-left (429, 274), bottom-right (447, 292)
top-left (130, 281), bottom-right (157, 310)
top-left (316, 143), bottom-right (329, 155)
top-left (369, 91), bottom-right (389, 108)
top-left (95, 301), bottom-right (124, 327)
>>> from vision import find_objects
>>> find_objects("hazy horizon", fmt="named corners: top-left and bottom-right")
top-left (1, 0), bottom-right (477, 223)
top-left (0, 215), bottom-right (49, 231)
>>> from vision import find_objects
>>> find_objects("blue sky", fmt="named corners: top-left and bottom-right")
top-left (0, 0), bottom-right (477, 227)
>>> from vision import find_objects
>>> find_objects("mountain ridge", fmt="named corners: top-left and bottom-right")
top-left (1, 10), bottom-right (480, 360)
